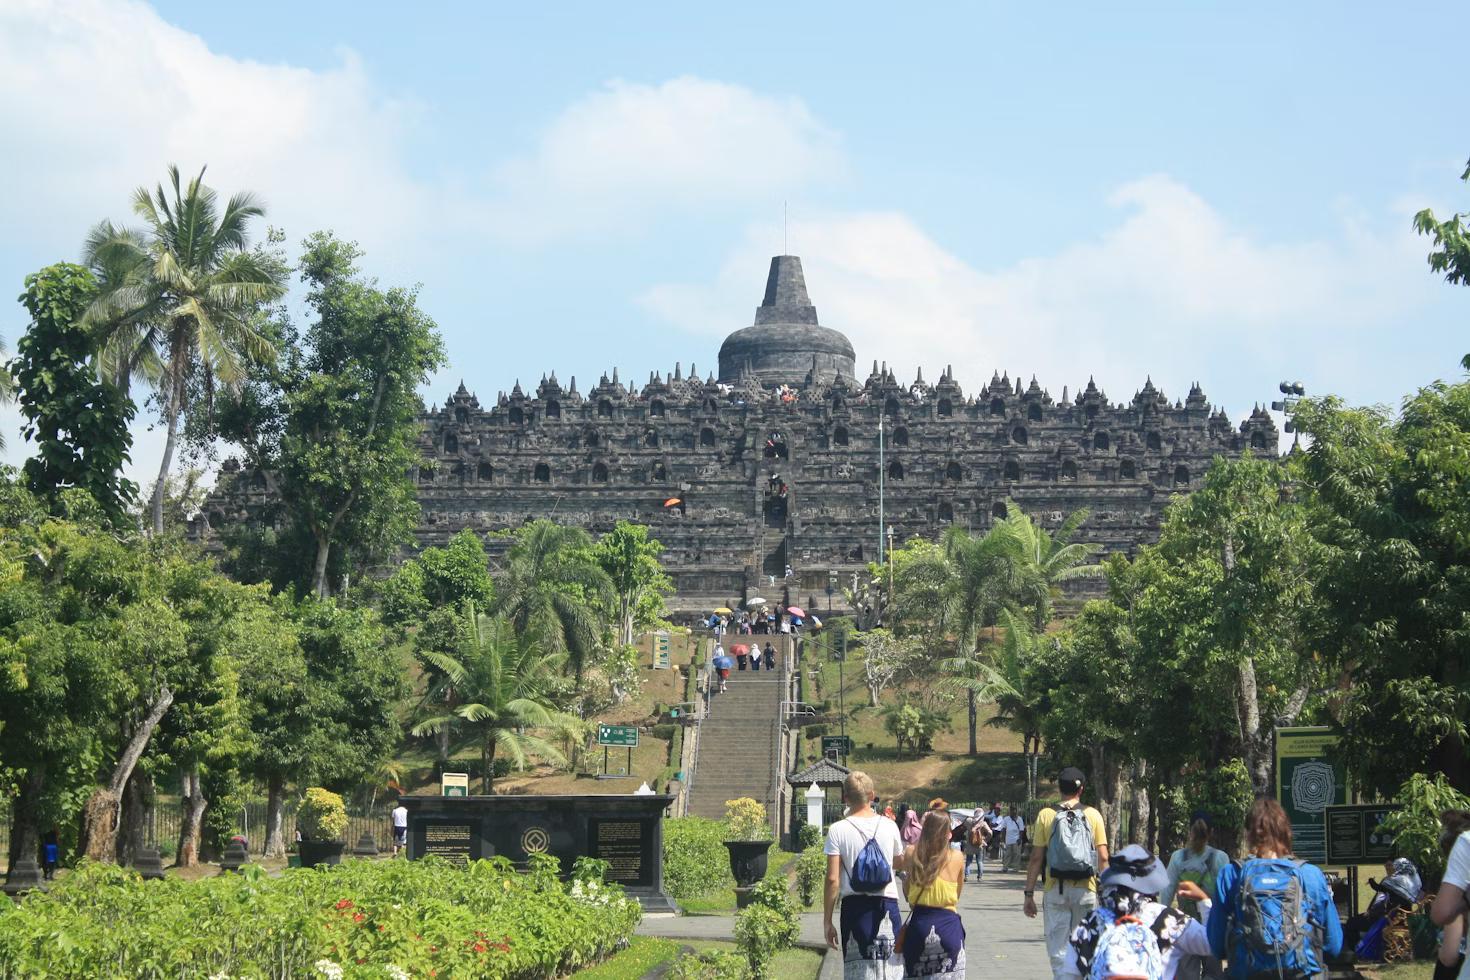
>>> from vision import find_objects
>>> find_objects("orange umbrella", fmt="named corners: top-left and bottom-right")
top-left (663, 498), bottom-right (682, 507)
top-left (730, 644), bottom-right (749, 655)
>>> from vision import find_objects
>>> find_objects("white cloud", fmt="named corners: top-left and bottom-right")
top-left (641, 176), bottom-right (1441, 424)
top-left (484, 76), bottom-right (843, 241)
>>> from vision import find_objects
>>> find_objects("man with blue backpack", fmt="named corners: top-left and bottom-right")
top-left (1025, 766), bottom-right (1111, 978)
top-left (823, 770), bottom-right (907, 979)
top-left (1207, 796), bottom-right (1342, 979)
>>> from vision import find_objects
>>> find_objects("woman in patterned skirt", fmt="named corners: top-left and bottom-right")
top-left (899, 809), bottom-right (967, 979)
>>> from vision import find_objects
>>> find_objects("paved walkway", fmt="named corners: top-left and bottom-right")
top-left (639, 862), bottom-right (1052, 978)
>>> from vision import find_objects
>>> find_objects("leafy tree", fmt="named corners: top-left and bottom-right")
top-left (589, 521), bottom-right (672, 646)
top-left (380, 529), bottom-right (494, 651)
top-left (856, 628), bottom-right (921, 707)
top-left (83, 166), bottom-right (286, 533)
top-left (277, 234), bottom-right (445, 596)
top-left (491, 520), bottom-right (612, 685)
top-left (1413, 157), bottom-right (1470, 369)
top-left (411, 608), bottom-right (569, 792)
top-left (985, 613), bottom-right (1053, 801)
top-left (11, 263), bottom-right (137, 524)
top-left (995, 505), bottom-right (1105, 627)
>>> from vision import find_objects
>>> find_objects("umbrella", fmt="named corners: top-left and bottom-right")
top-left (663, 498), bottom-right (682, 507)
top-left (713, 607), bottom-right (733, 615)
top-left (713, 655), bottom-right (733, 670)
top-left (809, 615), bottom-right (823, 628)
top-left (730, 644), bottom-right (749, 655)
top-left (746, 597), bottom-right (768, 607)
top-left (787, 606), bottom-right (806, 618)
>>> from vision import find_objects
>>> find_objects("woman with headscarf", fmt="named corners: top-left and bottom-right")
top-left (898, 809), bottom-right (967, 979)
top-left (898, 804), bottom-right (923, 847)
top-left (1062, 844), bottom-right (1213, 979)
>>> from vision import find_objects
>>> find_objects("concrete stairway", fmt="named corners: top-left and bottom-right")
top-left (686, 660), bottom-right (786, 822)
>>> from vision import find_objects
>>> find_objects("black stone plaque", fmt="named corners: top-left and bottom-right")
top-left (401, 794), bottom-right (675, 911)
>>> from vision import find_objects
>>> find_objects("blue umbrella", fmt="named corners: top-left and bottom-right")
top-left (713, 655), bottom-right (734, 670)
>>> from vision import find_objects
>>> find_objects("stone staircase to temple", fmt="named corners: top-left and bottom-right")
top-left (686, 649), bottom-right (787, 824)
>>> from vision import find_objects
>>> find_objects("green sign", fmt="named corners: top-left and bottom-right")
top-left (1325, 804), bottom-right (1399, 865)
top-left (652, 631), bottom-right (671, 669)
top-left (597, 724), bottom-right (639, 747)
top-left (832, 631), bottom-right (847, 662)
top-left (1275, 726), bottom-right (1346, 863)
top-left (821, 735), bottom-right (852, 757)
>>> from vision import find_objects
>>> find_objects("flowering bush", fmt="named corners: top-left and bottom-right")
top-left (0, 854), bottom-right (639, 978)
top-left (723, 798), bottom-right (771, 842)
top-left (298, 787), bottom-right (350, 841)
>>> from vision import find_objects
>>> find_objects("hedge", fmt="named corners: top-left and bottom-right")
top-left (0, 854), bottom-right (639, 979)
top-left (662, 817), bottom-right (734, 900)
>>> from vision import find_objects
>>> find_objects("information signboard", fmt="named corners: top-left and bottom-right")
top-left (652, 631), bottom-right (671, 670)
top-left (821, 735), bottom-right (853, 758)
top-left (1325, 804), bottom-right (1399, 865)
top-left (1275, 726), bottom-right (1346, 863)
top-left (441, 772), bottom-right (469, 797)
top-left (598, 724), bottom-right (639, 747)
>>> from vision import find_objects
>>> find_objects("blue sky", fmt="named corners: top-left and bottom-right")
top-left (1, 1), bottom-right (1466, 484)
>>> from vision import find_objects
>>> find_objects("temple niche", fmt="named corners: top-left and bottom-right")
top-left (197, 255), bottom-right (1277, 614)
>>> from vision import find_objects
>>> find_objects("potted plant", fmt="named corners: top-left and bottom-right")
top-left (723, 797), bottom-right (774, 889)
top-left (296, 788), bottom-right (349, 868)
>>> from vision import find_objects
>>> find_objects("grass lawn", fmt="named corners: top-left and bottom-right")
top-left (570, 937), bottom-right (823, 979)
top-left (1359, 963), bottom-right (1435, 979)
top-left (680, 852), bottom-right (799, 915)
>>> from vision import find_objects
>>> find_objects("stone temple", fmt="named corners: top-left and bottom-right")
top-left (199, 256), bottom-right (1277, 614)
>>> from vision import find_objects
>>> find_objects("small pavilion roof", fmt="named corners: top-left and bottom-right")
top-left (786, 757), bottom-right (850, 786)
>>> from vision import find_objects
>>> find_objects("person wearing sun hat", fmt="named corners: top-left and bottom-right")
top-left (1061, 844), bottom-right (1214, 980)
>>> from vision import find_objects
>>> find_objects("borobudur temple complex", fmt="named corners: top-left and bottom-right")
top-left (198, 255), bottom-right (1277, 614)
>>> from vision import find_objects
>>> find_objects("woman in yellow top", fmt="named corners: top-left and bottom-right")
top-left (899, 809), bottom-right (967, 979)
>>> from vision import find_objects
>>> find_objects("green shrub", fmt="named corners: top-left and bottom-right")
top-left (804, 723), bottom-right (828, 739)
top-left (667, 949), bottom-right (748, 980)
top-left (652, 723), bottom-right (677, 741)
top-left (1380, 772), bottom-right (1470, 884)
top-left (297, 787), bottom-right (348, 841)
top-left (796, 822), bottom-right (822, 851)
top-left (0, 854), bottom-right (639, 978)
top-left (734, 876), bottom-right (800, 979)
top-left (795, 843), bottom-right (826, 908)
top-left (663, 817), bottom-right (734, 900)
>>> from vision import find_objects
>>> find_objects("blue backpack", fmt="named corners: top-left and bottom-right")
top-left (1230, 858), bottom-right (1320, 977)
top-left (846, 819), bottom-right (893, 893)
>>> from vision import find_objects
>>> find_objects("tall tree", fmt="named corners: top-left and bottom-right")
top-left (83, 166), bottom-right (285, 533)
top-left (412, 609), bottom-right (568, 793)
top-left (994, 505), bottom-right (1105, 627)
top-left (590, 521), bottom-right (672, 646)
top-left (278, 234), bottom-right (445, 596)
top-left (1413, 156), bottom-right (1470, 369)
top-left (11, 263), bottom-right (137, 524)
top-left (491, 520), bottom-right (612, 684)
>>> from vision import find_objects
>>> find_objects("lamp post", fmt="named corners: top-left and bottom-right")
top-left (1271, 381), bottom-right (1306, 451)
top-left (886, 524), bottom-right (895, 600)
top-left (878, 414), bottom-right (885, 566)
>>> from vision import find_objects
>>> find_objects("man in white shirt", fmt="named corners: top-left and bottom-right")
top-left (391, 800), bottom-right (409, 856)
top-left (823, 770), bottom-right (906, 978)
top-left (1000, 804), bottom-right (1027, 872)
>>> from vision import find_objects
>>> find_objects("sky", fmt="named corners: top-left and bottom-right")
top-left (1, 0), bottom-right (1466, 487)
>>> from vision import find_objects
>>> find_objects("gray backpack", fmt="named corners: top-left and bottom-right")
top-left (1046, 803), bottom-right (1096, 882)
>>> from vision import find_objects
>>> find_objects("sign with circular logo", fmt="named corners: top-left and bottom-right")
top-left (521, 826), bottom-right (550, 854)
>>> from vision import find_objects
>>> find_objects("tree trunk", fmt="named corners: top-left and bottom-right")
top-left (484, 738), bottom-right (497, 794)
top-left (149, 376), bottom-right (183, 535)
top-left (176, 764), bottom-right (207, 868)
top-left (868, 684), bottom-right (880, 708)
top-left (967, 688), bottom-right (977, 756)
top-left (264, 775), bottom-right (287, 858)
top-left (119, 770), bottom-right (154, 866)
top-left (313, 533), bottom-right (333, 599)
top-left (81, 686), bottom-right (173, 862)
top-left (1128, 759), bottom-right (1150, 846)
top-left (6, 765), bottom-right (45, 882)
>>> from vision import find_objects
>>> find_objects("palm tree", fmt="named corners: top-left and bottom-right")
top-left (490, 520), bottom-right (613, 685)
top-left (985, 611), bottom-right (1052, 801)
top-left (411, 608), bottom-right (569, 793)
top-left (83, 165), bottom-right (286, 533)
top-left (994, 504), bottom-right (1105, 627)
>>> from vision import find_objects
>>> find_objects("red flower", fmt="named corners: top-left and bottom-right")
top-left (353, 912), bottom-right (365, 923)
top-left (473, 942), bottom-right (487, 953)
top-left (335, 899), bottom-right (354, 911)
top-left (378, 924), bottom-right (387, 932)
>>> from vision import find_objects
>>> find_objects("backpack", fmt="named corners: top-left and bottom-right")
top-left (968, 817), bottom-right (991, 849)
top-left (1047, 803), bottom-right (1097, 881)
top-left (1231, 858), bottom-right (1318, 976)
top-left (1088, 910), bottom-right (1164, 980)
top-left (846, 819), bottom-right (893, 893)
top-left (1172, 847), bottom-right (1221, 919)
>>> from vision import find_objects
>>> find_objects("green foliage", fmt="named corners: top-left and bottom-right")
top-left (723, 798), bottom-right (771, 842)
top-left (1379, 773), bottom-right (1470, 883)
top-left (0, 854), bottom-right (639, 978)
top-left (590, 521), bottom-right (674, 646)
top-left (881, 699), bottom-right (950, 758)
top-left (1413, 156), bottom-right (1470, 369)
top-left (796, 822), bottom-right (823, 851)
top-left (795, 843), bottom-right (826, 908)
top-left (297, 787), bottom-right (348, 840)
top-left (733, 876), bottom-right (800, 979)
top-left (380, 530), bottom-right (494, 630)
top-left (667, 949), bottom-right (749, 980)
top-left (12, 262), bottom-right (137, 523)
top-left (662, 817), bottom-right (735, 900)
top-left (1180, 760), bottom-right (1255, 836)
top-left (492, 520), bottom-right (613, 684)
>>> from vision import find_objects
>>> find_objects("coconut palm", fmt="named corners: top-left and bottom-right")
top-left (83, 165), bottom-right (286, 533)
top-left (994, 504), bottom-right (1105, 627)
top-left (985, 611), bottom-right (1053, 801)
top-left (411, 608), bottom-right (569, 793)
top-left (490, 520), bottom-right (613, 684)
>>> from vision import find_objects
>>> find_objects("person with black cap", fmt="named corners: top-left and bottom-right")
top-left (1061, 844), bottom-right (1214, 980)
top-left (1024, 766), bottom-right (1110, 978)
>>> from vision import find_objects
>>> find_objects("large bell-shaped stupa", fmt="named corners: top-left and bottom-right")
top-left (716, 255), bottom-right (856, 387)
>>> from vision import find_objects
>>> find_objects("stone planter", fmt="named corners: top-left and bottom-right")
top-left (723, 839), bottom-right (772, 888)
top-left (298, 839), bottom-right (346, 869)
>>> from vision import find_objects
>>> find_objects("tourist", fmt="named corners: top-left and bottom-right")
top-left (985, 802), bottom-right (1004, 861)
top-left (1024, 766), bottom-right (1110, 979)
top-left (735, 644), bottom-right (748, 671)
top-left (962, 810), bottom-right (991, 882)
top-left (785, 563), bottom-right (794, 580)
top-left (899, 809), bottom-right (967, 979)
top-left (1433, 810), bottom-right (1470, 980)
top-left (1207, 796), bottom-right (1341, 978)
top-left (763, 641), bottom-right (777, 671)
top-left (1061, 844), bottom-right (1213, 980)
top-left (713, 651), bottom-right (733, 692)
top-left (1162, 811), bottom-right (1229, 912)
top-left (898, 804), bottom-right (923, 847)
top-left (824, 770), bottom-right (906, 978)
top-left (1345, 857), bottom-right (1421, 951)
top-left (41, 830), bottom-right (58, 880)
top-left (391, 798), bottom-right (408, 856)
top-left (1000, 804), bottom-right (1027, 872)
